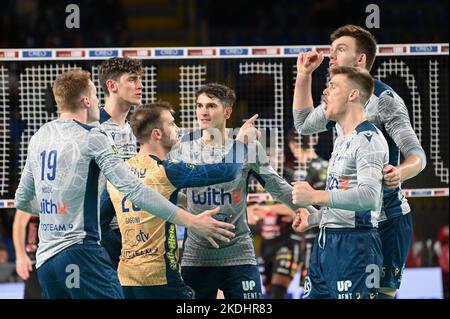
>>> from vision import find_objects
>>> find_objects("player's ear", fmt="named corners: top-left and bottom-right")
top-left (151, 128), bottom-right (162, 140)
top-left (81, 96), bottom-right (90, 108)
top-left (357, 53), bottom-right (367, 68)
top-left (106, 79), bottom-right (118, 94)
top-left (224, 106), bottom-right (232, 120)
top-left (348, 89), bottom-right (360, 102)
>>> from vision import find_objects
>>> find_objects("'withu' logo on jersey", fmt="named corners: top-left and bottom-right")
top-left (40, 199), bottom-right (67, 215)
top-left (191, 188), bottom-right (242, 206)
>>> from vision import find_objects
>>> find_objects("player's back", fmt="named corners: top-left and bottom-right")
top-left (364, 80), bottom-right (413, 221)
top-left (26, 119), bottom-right (103, 267)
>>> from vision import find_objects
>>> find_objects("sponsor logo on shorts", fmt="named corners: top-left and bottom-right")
top-left (337, 280), bottom-right (352, 292)
top-left (186, 163), bottom-right (196, 170)
top-left (242, 280), bottom-right (260, 299)
top-left (303, 276), bottom-right (312, 298)
top-left (337, 280), bottom-right (354, 299)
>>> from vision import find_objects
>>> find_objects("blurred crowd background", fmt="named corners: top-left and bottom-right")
top-left (0, 0), bottom-right (448, 48)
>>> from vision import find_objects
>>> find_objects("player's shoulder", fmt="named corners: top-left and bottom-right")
top-left (73, 120), bottom-right (97, 132)
top-left (373, 79), bottom-right (396, 99)
top-left (355, 120), bottom-right (383, 144)
top-left (179, 130), bottom-right (201, 143)
top-left (98, 106), bottom-right (111, 124)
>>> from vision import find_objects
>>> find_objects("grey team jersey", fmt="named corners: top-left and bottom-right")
top-left (98, 108), bottom-right (137, 229)
top-left (293, 79), bottom-right (426, 222)
top-left (98, 107), bottom-right (137, 161)
top-left (320, 121), bottom-right (389, 229)
top-left (168, 133), bottom-right (301, 267)
top-left (14, 119), bottom-right (180, 268)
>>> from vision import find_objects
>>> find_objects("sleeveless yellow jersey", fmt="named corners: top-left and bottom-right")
top-left (108, 155), bottom-right (178, 286)
top-left (106, 143), bottom-right (246, 286)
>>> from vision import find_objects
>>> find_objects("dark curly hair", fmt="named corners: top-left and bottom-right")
top-left (99, 57), bottom-right (143, 96)
top-left (195, 83), bottom-right (236, 108)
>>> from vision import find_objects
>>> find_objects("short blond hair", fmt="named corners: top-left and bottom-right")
top-left (330, 66), bottom-right (374, 105)
top-left (53, 70), bottom-right (91, 111)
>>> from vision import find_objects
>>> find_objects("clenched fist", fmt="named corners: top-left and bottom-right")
top-left (292, 181), bottom-right (316, 206)
top-left (383, 165), bottom-right (401, 189)
top-left (292, 208), bottom-right (311, 232)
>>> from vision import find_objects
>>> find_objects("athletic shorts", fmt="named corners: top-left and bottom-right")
top-left (182, 264), bottom-right (262, 299)
top-left (303, 228), bottom-right (382, 299)
top-left (378, 213), bottom-right (413, 289)
top-left (37, 243), bottom-right (123, 299)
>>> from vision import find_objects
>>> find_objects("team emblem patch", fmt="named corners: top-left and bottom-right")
top-left (111, 144), bottom-right (119, 154)
top-left (363, 131), bottom-right (373, 142)
top-left (303, 276), bottom-right (312, 298)
top-left (186, 163), bottom-right (196, 170)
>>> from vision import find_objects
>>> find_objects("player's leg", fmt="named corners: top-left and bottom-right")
top-left (36, 257), bottom-right (70, 299)
top-left (121, 286), bottom-right (136, 299)
top-left (23, 265), bottom-right (42, 299)
top-left (268, 244), bottom-right (299, 299)
top-left (181, 266), bottom-right (221, 299)
top-left (100, 226), bottom-right (121, 267)
top-left (220, 264), bottom-right (263, 299)
top-left (100, 192), bottom-right (122, 268)
top-left (302, 234), bottom-right (331, 299)
top-left (378, 213), bottom-right (414, 299)
top-left (59, 244), bottom-right (124, 299)
top-left (125, 269), bottom-right (195, 299)
top-left (122, 284), bottom-right (195, 299)
top-left (258, 253), bottom-right (273, 298)
top-left (324, 229), bottom-right (383, 299)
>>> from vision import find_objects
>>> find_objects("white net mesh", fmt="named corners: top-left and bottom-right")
top-left (239, 62), bottom-right (284, 176)
top-left (0, 66), bottom-right (9, 195)
top-left (18, 64), bottom-right (80, 172)
top-left (179, 64), bottom-right (206, 131)
top-left (375, 59), bottom-right (423, 143)
top-left (429, 60), bottom-right (449, 183)
top-left (1, 48), bottom-right (448, 199)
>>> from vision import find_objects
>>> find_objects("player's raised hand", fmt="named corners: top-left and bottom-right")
top-left (191, 207), bottom-right (236, 248)
top-left (292, 208), bottom-right (311, 232)
top-left (297, 51), bottom-right (324, 76)
top-left (236, 114), bottom-right (261, 144)
top-left (383, 164), bottom-right (401, 189)
top-left (292, 181), bottom-right (316, 206)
